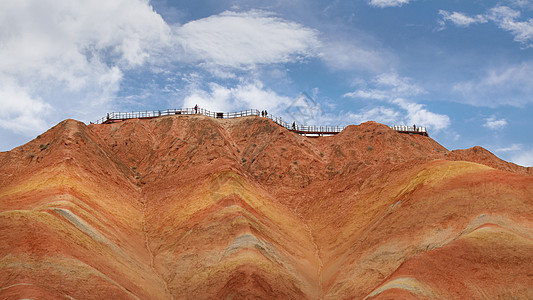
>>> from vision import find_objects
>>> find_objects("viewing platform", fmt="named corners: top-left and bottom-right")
top-left (390, 125), bottom-right (428, 137)
top-left (95, 107), bottom-right (428, 136)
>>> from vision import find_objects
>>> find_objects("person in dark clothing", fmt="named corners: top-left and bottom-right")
top-left (194, 104), bottom-right (198, 114)
top-left (413, 124), bottom-right (416, 132)
top-left (292, 121), bottom-right (296, 130)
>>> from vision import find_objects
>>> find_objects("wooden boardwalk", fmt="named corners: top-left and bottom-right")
top-left (95, 107), bottom-right (428, 136)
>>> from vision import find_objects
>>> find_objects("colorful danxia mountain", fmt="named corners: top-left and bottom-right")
top-left (1, 114), bottom-right (533, 299)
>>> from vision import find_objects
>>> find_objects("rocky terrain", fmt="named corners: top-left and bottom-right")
top-left (1, 114), bottom-right (532, 299)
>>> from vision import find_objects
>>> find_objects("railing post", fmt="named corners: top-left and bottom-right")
top-left (96, 107), bottom-right (357, 136)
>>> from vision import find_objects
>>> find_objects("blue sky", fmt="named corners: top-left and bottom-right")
top-left (1, 0), bottom-right (533, 166)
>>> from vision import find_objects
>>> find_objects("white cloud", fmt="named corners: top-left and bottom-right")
top-left (183, 83), bottom-right (233, 112)
top-left (483, 116), bottom-right (508, 130)
top-left (0, 78), bottom-right (51, 135)
top-left (0, 0), bottom-right (171, 73)
top-left (343, 72), bottom-right (450, 131)
top-left (344, 90), bottom-right (389, 100)
top-left (369, 0), bottom-right (410, 8)
top-left (344, 71), bottom-right (424, 99)
top-left (319, 40), bottom-right (389, 72)
top-left (508, 0), bottom-right (533, 9)
top-left (233, 81), bottom-right (292, 110)
top-left (438, 10), bottom-right (487, 28)
top-left (343, 100), bottom-right (450, 131)
top-left (490, 143), bottom-right (533, 167)
top-left (349, 106), bottom-right (401, 124)
top-left (374, 72), bottom-right (425, 95)
top-left (489, 5), bottom-right (522, 20)
top-left (392, 98), bottom-right (450, 130)
top-left (173, 10), bottom-right (320, 70)
top-left (438, 5), bottom-right (533, 47)
top-left (183, 80), bottom-right (291, 113)
top-left (512, 150), bottom-right (533, 167)
top-left (496, 143), bottom-right (522, 152)
top-left (488, 6), bottom-right (533, 46)
top-left (452, 62), bottom-right (533, 107)
top-left (488, 143), bottom-right (533, 167)
top-left (0, 3), bottom-right (321, 149)
top-left (0, 0), bottom-right (171, 140)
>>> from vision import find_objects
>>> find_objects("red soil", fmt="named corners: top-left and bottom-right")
top-left (1, 115), bottom-right (532, 299)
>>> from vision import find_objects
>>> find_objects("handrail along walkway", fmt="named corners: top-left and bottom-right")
top-left (95, 107), bottom-right (428, 136)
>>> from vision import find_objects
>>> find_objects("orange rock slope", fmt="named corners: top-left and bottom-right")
top-left (1, 114), bottom-right (532, 299)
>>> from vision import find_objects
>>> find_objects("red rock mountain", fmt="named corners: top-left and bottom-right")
top-left (1, 114), bottom-right (533, 299)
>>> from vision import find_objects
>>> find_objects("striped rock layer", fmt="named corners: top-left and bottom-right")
top-left (1, 115), bottom-right (533, 299)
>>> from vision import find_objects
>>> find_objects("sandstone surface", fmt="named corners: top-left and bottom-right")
top-left (1, 115), bottom-right (532, 299)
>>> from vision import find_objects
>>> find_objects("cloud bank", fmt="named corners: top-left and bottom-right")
top-left (182, 80), bottom-right (291, 113)
top-left (452, 61), bottom-right (533, 107)
top-left (174, 10), bottom-right (319, 70)
top-left (344, 72), bottom-right (450, 131)
top-left (0, 2), bottom-right (321, 144)
top-left (0, 0), bottom-right (171, 136)
top-left (439, 5), bottom-right (533, 47)
top-left (512, 150), bottom-right (533, 167)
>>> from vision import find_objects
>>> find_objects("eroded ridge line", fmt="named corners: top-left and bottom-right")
top-left (141, 194), bottom-right (174, 300)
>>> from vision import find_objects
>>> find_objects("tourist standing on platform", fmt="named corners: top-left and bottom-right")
top-left (194, 104), bottom-right (198, 114)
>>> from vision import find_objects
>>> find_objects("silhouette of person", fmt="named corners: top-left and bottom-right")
top-left (292, 121), bottom-right (296, 130)
top-left (413, 124), bottom-right (416, 132)
top-left (194, 104), bottom-right (198, 114)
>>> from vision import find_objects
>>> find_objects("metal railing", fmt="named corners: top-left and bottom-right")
top-left (266, 114), bottom-right (345, 135)
top-left (95, 108), bottom-right (261, 124)
top-left (389, 125), bottom-right (428, 135)
top-left (95, 107), bottom-right (428, 136)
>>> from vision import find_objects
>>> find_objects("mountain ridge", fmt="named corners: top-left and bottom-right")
top-left (1, 115), bottom-right (533, 299)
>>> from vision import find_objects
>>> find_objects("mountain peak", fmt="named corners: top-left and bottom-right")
top-left (2, 115), bottom-right (533, 299)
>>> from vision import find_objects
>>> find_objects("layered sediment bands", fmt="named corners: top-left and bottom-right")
top-left (448, 146), bottom-right (533, 176)
top-left (1, 115), bottom-right (533, 299)
top-left (0, 120), bottom-right (168, 299)
top-left (145, 170), bottom-right (321, 298)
